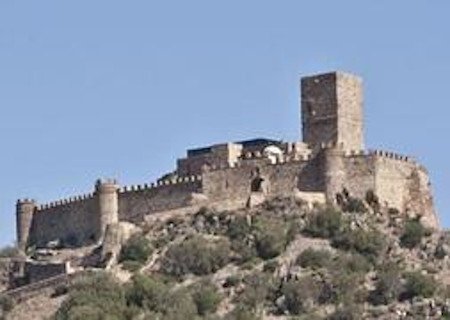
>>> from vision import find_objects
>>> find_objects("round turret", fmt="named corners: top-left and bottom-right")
top-left (16, 198), bottom-right (37, 251)
top-left (95, 179), bottom-right (119, 240)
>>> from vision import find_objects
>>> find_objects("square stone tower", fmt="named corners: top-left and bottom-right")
top-left (301, 72), bottom-right (364, 150)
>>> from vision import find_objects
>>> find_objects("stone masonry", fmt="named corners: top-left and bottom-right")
top-left (15, 71), bottom-right (440, 251)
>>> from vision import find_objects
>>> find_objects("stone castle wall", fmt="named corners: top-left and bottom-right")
top-left (321, 147), bottom-right (438, 228)
top-left (201, 152), bottom-right (324, 205)
top-left (29, 196), bottom-right (97, 248)
top-left (15, 71), bottom-right (440, 249)
top-left (19, 145), bottom-right (439, 249)
top-left (22, 176), bottom-right (203, 248)
top-left (118, 177), bottom-right (203, 222)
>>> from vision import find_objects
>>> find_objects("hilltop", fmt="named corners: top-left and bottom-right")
top-left (0, 71), bottom-right (445, 319)
top-left (2, 194), bottom-right (450, 319)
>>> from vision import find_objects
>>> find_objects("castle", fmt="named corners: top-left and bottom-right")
top-left (16, 71), bottom-right (439, 251)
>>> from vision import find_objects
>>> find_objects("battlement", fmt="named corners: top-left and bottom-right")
top-left (96, 178), bottom-right (118, 185)
top-left (118, 175), bottom-right (203, 194)
top-left (35, 194), bottom-right (95, 212)
top-left (14, 70), bottom-right (440, 251)
top-left (17, 199), bottom-right (36, 205)
top-left (368, 149), bottom-right (415, 163)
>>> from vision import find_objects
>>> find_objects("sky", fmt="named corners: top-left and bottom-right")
top-left (0, 1), bottom-right (449, 246)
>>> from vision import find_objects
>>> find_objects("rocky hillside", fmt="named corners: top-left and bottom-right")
top-left (2, 193), bottom-right (450, 320)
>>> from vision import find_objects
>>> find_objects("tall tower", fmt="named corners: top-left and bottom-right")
top-left (301, 72), bottom-right (364, 150)
top-left (16, 199), bottom-right (36, 251)
top-left (95, 179), bottom-right (119, 240)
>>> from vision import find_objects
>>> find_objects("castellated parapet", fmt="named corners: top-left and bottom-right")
top-left (15, 71), bottom-right (440, 250)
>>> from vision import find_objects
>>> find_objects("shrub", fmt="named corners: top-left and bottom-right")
top-left (402, 271), bottom-right (436, 300)
top-left (282, 276), bottom-right (321, 315)
top-left (327, 305), bottom-right (361, 320)
top-left (226, 305), bottom-right (261, 320)
top-left (227, 216), bottom-right (252, 240)
top-left (331, 228), bottom-right (385, 262)
top-left (161, 235), bottom-right (231, 277)
top-left (239, 272), bottom-right (275, 312)
top-left (303, 208), bottom-right (344, 239)
top-left (296, 248), bottom-right (333, 270)
top-left (163, 289), bottom-right (198, 320)
top-left (343, 197), bottom-right (367, 213)
top-left (122, 260), bottom-right (143, 272)
top-left (223, 275), bottom-right (242, 288)
top-left (126, 274), bottom-right (168, 312)
top-left (254, 217), bottom-right (289, 260)
top-left (52, 284), bottom-right (69, 297)
top-left (190, 280), bottom-right (222, 315)
top-left (231, 239), bottom-right (258, 264)
top-left (0, 295), bottom-right (14, 314)
top-left (327, 270), bottom-right (366, 305)
top-left (333, 252), bottom-right (371, 274)
top-left (119, 234), bottom-right (153, 265)
top-left (263, 259), bottom-right (279, 273)
top-left (400, 219), bottom-right (429, 249)
top-left (0, 246), bottom-right (19, 258)
top-left (368, 263), bottom-right (402, 305)
top-left (54, 272), bottom-right (132, 320)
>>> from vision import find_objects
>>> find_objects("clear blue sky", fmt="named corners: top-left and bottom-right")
top-left (0, 1), bottom-right (449, 246)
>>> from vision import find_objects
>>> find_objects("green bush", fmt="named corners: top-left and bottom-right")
top-left (343, 198), bottom-right (367, 213)
top-left (254, 217), bottom-right (289, 260)
top-left (328, 268), bottom-right (367, 305)
top-left (282, 276), bottom-right (321, 315)
top-left (238, 272), bottom-right (275, 312)
top-left (119, 234), bottom-right (153, 265)
top-left (54, 272), bottom-right (133, 320)
top-left (326, 305), bottom-right (361, 320)
top-left (230, 239), bottom-right (258, 264)
top-left (163, 289), bottom-right (198, 320)
top-left (226, 305), bottom-right (261, 320)
top-left (52, 284), bottom-right (69, 297)
top-left (400, 219), bottom-right (429, 249)
top-left (303, 208), bottom-right (344, 239)
top-left (368, 263), bottom-right (402, 305)
top-left (0, 295), bottom-right (14, 314)
top-left (263, 259), bottom-right (279, 273)
top-left (296, 248), bottom-right (333, 270)
top-left (126, 274), bottom-right (168, 312)
top-left (227, 216), bottom-right (252, 240)
top-left (331, 228), bottom-right (385, 262)
top-left (122, 260), bottom-right (143, 272)
top-left (333, 252), bottom-right (371, 274)
top-left (223, 275), bottom-right (242, 288)
top-left (402, 271), bottom-right (436, 300)
top-left (161, 235), bottom-right (231, 277)
top-left (0, 246), bottom-right (19, 258)
top-left (190, 280), bottom-right (222, 316)
top-left (227, 215), bottom-right (292, 262)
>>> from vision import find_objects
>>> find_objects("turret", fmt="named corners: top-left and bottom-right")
top-left (301, 72), bottom-right (364, 151)
top-left (16, 198), bottom-right (37, 251)
top-left (95, 179), bottom-right (119, 240)
top-left (321, 146), bottom-right (346, 202)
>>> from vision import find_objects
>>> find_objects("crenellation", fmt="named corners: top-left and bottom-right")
top-left (15, 70), bottom-right (440, 252)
